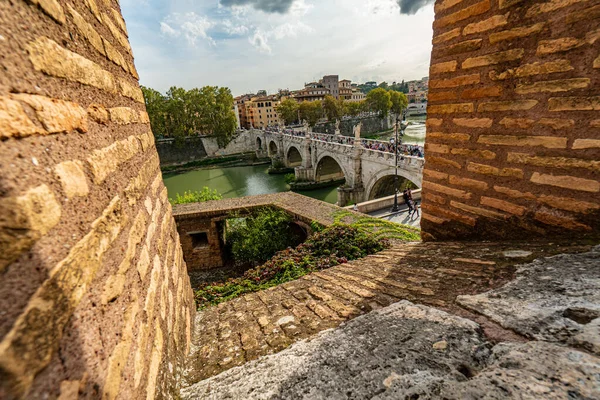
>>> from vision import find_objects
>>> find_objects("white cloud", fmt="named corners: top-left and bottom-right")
top-left (160, 22), bottom-right (179, 37)
top-left (249, 30), bottom-right (272, 53)
top-left (161, 12), bottom-right (216, 46)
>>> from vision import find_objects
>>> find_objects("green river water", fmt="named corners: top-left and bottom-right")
top-left (163, 164), bottom-right (340, 204)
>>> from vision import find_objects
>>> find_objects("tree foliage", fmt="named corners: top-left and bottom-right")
top-left (276, 99), bottom-right (299, 125)
top-left (298, 100), bottom-right (323, 127)
top-left (366, 88), bottom-right (392, 117)
top-left (389, 91), bottom-right (408, 117)
top-left (170, 187), bottom-right (223, 205)
top-left (323, 95), bottom-right (343, 122)
top-left (343, 101), bottom-right (365, 117)
top-left (141, 85), bottom-right (237, 147)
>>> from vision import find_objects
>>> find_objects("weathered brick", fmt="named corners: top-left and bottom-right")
top-left (87, 103), bottom-right (109, 124)
top-left (462, 49), bottom-right (524, 69)
top-left (595, 54), bottom-right (600, 68)
top-left (84, 0), bottom-right (101, 22)
top-left (493, 185), bottom-right (536, 200)
top-left (27, 37), bottom-right (117, 93)
top-left (422, 213), bottom-right (448, 224)
top-left (453, 118), bottom-right (492, 128)
top-left (467, 162), bottom-right (524, 178)
top-left (572, 139), bottom-right (600, 149)
top-left (437, 39), bottom-right (483, 57)
top-left (538, 195), bottom-right (600, 213)
top-left (125, 155), bottom-right (160, 205)
top-left (537, 118), bottom-right (574, 129)
top-left (0, 197), bottom-right (123, 387)
top-left (499, 0), bottom-right (526, 9)
top-left (490, 60), bottom-right (573, 80)
top-left (480, 196), bottom-right (527, 216)
top-left (12, 94), bottom-right (87, 134)
top-left (489, 23), bottom-right (545, 44)
top-left (565, 4), bottom-right (600, 24)
top-left (423, 181), bottom-right (472, 199)
top-left (537, 37), bottom-right (585, 55)
top-left (137, 131), bottom-right (154, 152)
top-left (145, 326), bottom-right (164, 400)
top-left (548, 96), bottom-right (600, 111)
top-left (451, 148), bottom-right (496, 159)
top-left (0, 185), bottom-right (62, 273)
top-left (434, 0), bottom-right (491, 29)
top-left (54, 160), bottom-right (89, 198)
top-left (534, 210), bottom-right (591, 231)
top-left (67, 5), bottom-right (104, 55)
top-left (449, 175), bottom-right (488, 191)
top-left (423, 169), bottom-right (449, 181)
top-left (426, 193), bottom-right (448, 205)
top-left (461, 86), bottom-right (502, 99)
top-left (430, 61), bottom-right (458, 75)
top-left (139, 111), bottom-right (150, 124)
top-left (463, 14), bottom-right (509, 35)
top-left (499, 118), bottom-right (535, 129)
top-left (450, 200), bottom-right (508, 220)
top-left (429, 91), bottom-right (458, 102)
top-left (118, 78), bottom-right (145, 103)
top-left (430, 74), bottom-right (480, 89)
top-left (433, 28), bottom-right (461, 44)
top-left (507, 153), bottom-right (600, 172)
top-left (478, 135), bottom-right (566, 148)
top-left (422, 203), bottom-right (477, 226)
top-left (87, 135), bottom-right (140, 184)
top-left (428, 132), bottom-right (471, 141)
top-left (110, 8), bottom-right (128, 35)
top-left (515, 78), bottom-right (590, 94)
top-left (527, 0), bottom-right (591, 17)
top-left (103, 38), bottom-right (128, 72)
top-left (109, 107), bottom-right (139, 124)
top-left (427, 156), bottom-right (462, 169)
top-left (26, 0), bottom-right (65, 24)
top-left (477, 100), bottom-right (538, 112)
top-left (426, 118), bottom-right (443, 127)
top-left (429, 103), bottom-right (474, 114)
top-left (426, 143), bottom-right (450, 154)
top-left (0, 97), bottom-right (45, 139)
top-left (103, 12), bottom-right (132, 53)
top-left (435, 0), bottom-right (466, 12)
top-left (531, 172), bottom-right (599, 192)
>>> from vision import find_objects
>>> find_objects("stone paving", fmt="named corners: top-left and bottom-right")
top-left (184, 239), bottom-right (596, 385)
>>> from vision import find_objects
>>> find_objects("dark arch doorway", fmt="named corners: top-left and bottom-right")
top-left (269, 141), bottom-right (278, 156)
top-left (368, 175), bottom-right (418, 200)
top-left (256, 137), bottom-right (262, 150)
top-left (315, 156), bottom-right (345, 183)
top-left (287, 146), bottom-right (302, 167)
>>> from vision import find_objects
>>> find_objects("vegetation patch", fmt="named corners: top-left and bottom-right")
top-left (195, 224), bottom-right (388, 309)
top-left (331, 209), bottom-right (421, 242)
top-left (170, 187), bottom-right (223, 205)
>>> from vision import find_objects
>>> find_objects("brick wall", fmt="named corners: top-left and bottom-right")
top-left (0, 1), bottom-right (194, 399)
top-left (422, 0), bottom-right (600, 240)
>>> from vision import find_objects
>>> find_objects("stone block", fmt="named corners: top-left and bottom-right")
top-left (449, 175), bottom-right (488, 191)
top-left (490, 60), bottom-right (573, 80)
top-left (493, 185), bottom-right (536, 200)
top-left (430, 61), bottom-right (458, 75)
top-left (103, 12), bottom-right (131, 53)
top-left (548, 96), bottom-right (600, 111)
top-left (429, 91), bottom-right (458, 102)
top-left (430, 74), bottom-right (480, 89)
top-left (463, 14), bottom-right (508, 35)
top-left (565, 4), bottom-right (600, 24)
top-left (124, 155), bottom-right (160, 206)
top-left (84, 0), bottom-right (102, 22)
top-left (426, 143), bottom-right (450, 154)
top-left (434, 0), bottom-right (491, 29)
top-left (537, 37), bottom-right (585, 55)
top-left (499, 0), bottom-right (526, 9)
top-left (118, 78), bottom-right (145, 103)
top-left (103, 38), bottom-right (128, 72)
top-left (595, 54), bottom-right (600, 68)
top-left (515, 78), bottom-right (590, 94)
top-left (489, 23), bottom-right (545, 44)
top-left (87, 135), bottom-right (140, 184)
top-left (110, 8), bottom-right (128, 35)
top-left (461, 86), bottom-right (502, 99)
top-left (527, 0), bottom-right (591, 17)
top-left (499, 118), bottom-right (535, 129)
top-left (427, 156), bottom-right (462, 169)
top-left (67, 5), bottom-right (104, 55)
top-left (467, 162), bottom-right (523, 178)
top-left (435, 0), bottom-right (466, 13)
top-left (477, 100), bottom-right (538, 112)
top-left (26, 0), bottom-right (65, 24)
top-left (139, 111), bottom-right (150, 124)
top-left (428, 132), bottom-right (471, 141)
top-left (534, 210), bottom-right (591, 231)
top-left (27, 37), bottom-right (117, 93)
top-left (109, 107), bottom-right (139, 124)
top-left (507, 153), bottom-right (600, 172)
top-left (87, 103), bottom-right (109, 124)
top-left (462, 49), bottom-right (524, 69)
top-left (426, 118), bottom-right (443, 127)
top-left (538, 194), bottom-right (600, 213)
top-left (423, 169), bottom-right (449, 181)
top-left (12, 94), bottom-right (87, 134)
top-left (451, 148), bottom-right (496, 160)
top-left (437, 39), bottom-right (483, 57)
top-left (0, 96), bottom-right (45, 139)
top-left (573, 139), bottom-right (600, 149)
top-left (452, 118), bottom-right (492, 128)
top-left (537, 118), bottom-right (574, 129)
top-left (530, 172), bottom-right (599, 192)
top-left (478, 135), bottom-right (566, 148)
top-left (433, 28), bottom-right (461, 44)
top-left (450, 200), bottom-right (508, 220)
top-left (429, 103), bottom-right (474, 114)
top-left (423, 180), bottom-right (472, 200)
top-left (54, 160), bottom-right (89, 198)
top-left (480, 196), bottom-right (527, 216)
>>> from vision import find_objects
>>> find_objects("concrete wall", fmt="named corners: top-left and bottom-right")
top-left (0, 1), bottom-right (194, 399)
top-left (313, 115), bottom-right (392, 136)
top-left (156, 137), bottom-right (208, 166)
top-left (421, 0), bottom-right (600, 241)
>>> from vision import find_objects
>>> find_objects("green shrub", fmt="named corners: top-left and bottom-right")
top-left (284, 173), bottom-right (296, 184)
top-left (170, 187), bottom-right (222, 205)
top-left (195, 224), bottom-right (388, 308)
top-left (226, 208), bottom-right (300, 266)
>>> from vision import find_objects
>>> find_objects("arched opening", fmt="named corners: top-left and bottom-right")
top-left (256, 137), bottom-right (262, 150)
top-left (368, 174), bottom-right (418, 200)
top-left (269, 141), bottom-right (278, 156)
top-left (315, 156), bottom-right (345, 183)
top-left (287, 146), bottom-right (302, 167)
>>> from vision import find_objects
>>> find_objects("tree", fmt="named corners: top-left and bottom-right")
top-left (298, 100), bottom-right (323, 127)
top-left (366, 88), bottom-right (392, 117)
top-left (389, 91), bottom-right (408, 117)
top-left (378, 81), bottom-right (389, 90)
top-left (171, 187), bottom-right (223, 205)
top-left (276, 99), bottom-right (299, 125)
top-left (323, 95), bottom-right (343, 121)
top-left (141, 86), bottom-right (168, 137)
top-left (344, 101), bottom-right (363, 117)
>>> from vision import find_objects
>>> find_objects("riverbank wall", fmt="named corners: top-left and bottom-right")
top-left (313, 115), bottom-right (392, 136)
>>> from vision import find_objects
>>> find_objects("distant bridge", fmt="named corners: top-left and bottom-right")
top-left (246, 129), bottom-right (425, 206)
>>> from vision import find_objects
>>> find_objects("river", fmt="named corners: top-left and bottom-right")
top-left (163, 117), bottom-right (426, 204)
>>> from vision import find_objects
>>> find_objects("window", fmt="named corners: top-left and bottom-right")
top-left (189, 232), bottom-right (209, 249)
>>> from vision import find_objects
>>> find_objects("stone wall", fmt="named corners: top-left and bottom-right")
top-left (421, 0), bottom-right (600, 241)
top-left (0, 1), bottom-right (194, 399)
top-left (156, 137), bottom-right (208, 166)
top-left (313, 115), bottom-right (392, 136)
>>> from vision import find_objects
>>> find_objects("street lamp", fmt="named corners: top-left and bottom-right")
top-left (391, 110), bottom-right (408, 213)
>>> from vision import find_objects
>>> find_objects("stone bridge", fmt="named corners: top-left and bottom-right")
top-left (248, 129), bottom-right (424, 206)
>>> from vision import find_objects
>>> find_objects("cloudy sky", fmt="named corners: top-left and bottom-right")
top-left (120, 0), bottom-right (435, 96)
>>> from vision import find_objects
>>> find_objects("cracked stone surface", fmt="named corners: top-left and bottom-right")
top-left (182, 301), bottom-right (600, 400)
top-left (457, 245), bottom-right (600, 354)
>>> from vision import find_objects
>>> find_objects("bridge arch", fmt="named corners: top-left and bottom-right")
top-left (364, 167), bottom-right (422, 201)
top-left (268, 140), bottom-right (278, 157)
top-left (315, 154), bottom-right (349, 184)
top-left (286, 146), bottom-right (303, 167)
top-left (256, 137), bottom-right (263, 150)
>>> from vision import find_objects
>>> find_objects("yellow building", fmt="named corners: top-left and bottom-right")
top-left (244, 96), bottom-right (281, 128)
